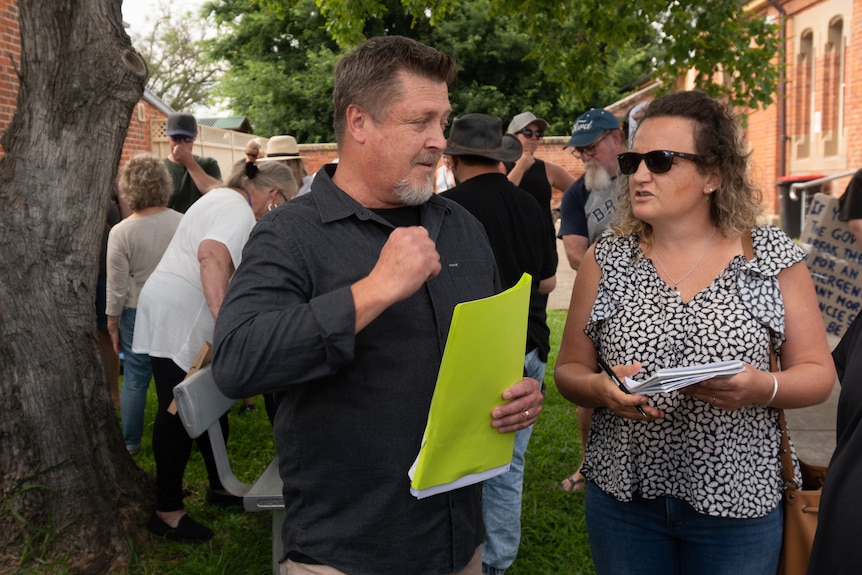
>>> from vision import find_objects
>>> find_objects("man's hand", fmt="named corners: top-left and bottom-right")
top-left (351, 226), bottom-right (441, 332)
top-left (171, 141), bottom-right (196, 167)
top-left (371, 226), bottom-right (441, 302)
top-left (491, 377), bottom-right (544, 433)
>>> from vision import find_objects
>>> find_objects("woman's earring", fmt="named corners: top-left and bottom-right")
top-left (267, 202), bottom-right (274, 212)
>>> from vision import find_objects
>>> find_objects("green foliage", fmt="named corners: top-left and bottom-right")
top-left (262, 0), bottom-right (781, 112)
top-left (142, 0), bottom-right (780, 138)
top-left (206, 0), bottom-right (650, 140)
top-left (131, 2), bottom-right (224, 112)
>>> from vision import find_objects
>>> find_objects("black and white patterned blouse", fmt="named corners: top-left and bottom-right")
top-left (583, 225), bottom-right (805, 518)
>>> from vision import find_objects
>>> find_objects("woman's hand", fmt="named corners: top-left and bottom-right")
top-left (682, 363), bottom-right (774, 410)
top-left (600, 361), bottom-right (664, 421)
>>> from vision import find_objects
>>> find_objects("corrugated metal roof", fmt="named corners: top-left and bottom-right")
top-left (197, 116), bottom-right (252, 132)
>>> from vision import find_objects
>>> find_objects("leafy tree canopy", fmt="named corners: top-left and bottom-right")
top-left (286, 0), bottom-right (782, 111)
top-left (131, 3), bottom-right (224, 112)
top-left (203, 0), bottom-right (657, 140)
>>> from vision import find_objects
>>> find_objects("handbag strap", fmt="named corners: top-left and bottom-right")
top-left (744, 229), bottom-right (796, 486)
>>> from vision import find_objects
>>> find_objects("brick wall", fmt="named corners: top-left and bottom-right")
top-left (299, 137), bottom-right (584, 208)
top-left (0, 0), bottom-right (20, 144)
top-left (120, 102), bottom-right (163, 165)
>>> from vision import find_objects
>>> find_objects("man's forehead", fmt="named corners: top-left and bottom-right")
top-left (388, 75), bottom-right (451, 115)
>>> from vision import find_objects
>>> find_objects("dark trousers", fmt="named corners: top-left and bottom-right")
top-left (151, 356), bottom-right (228, 511)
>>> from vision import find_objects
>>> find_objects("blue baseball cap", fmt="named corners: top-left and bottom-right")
top-left (563, 109), bottom-right (620, 148)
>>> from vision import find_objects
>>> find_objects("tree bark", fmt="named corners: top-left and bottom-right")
top-left (0, 1), bottom-right (152, 572)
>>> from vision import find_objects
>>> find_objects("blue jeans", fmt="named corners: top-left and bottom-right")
top-left (118, 308), bottom-right (153, 451)
top-left (585, 482), bottom-right (783, 575)
top-left (481, 347), bottom-right (545, 575)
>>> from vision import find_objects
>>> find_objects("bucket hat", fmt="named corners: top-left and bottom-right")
top-left (445, 114), bottom-right (523, 163)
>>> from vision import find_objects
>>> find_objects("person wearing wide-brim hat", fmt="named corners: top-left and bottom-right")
top-left (443, 113), bottom-right (523, 164)
top-left (441, 112), bottom-right (557, 575)
top-left (257, 135), bottom-right (313, 195)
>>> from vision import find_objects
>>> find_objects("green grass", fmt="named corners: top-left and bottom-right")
top-left (25, 310), bottom-right (593, 574)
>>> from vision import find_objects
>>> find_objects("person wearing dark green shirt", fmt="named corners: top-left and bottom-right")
top-left (162, 112), bottom-right (222, 213)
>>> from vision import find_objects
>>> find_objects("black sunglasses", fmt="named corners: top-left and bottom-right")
top-left (518, 128), bottom-right (544, 139)
top-left (169, 134), bottom-right (195, 143)
top-left (617, 150), bottom-right (705, 175)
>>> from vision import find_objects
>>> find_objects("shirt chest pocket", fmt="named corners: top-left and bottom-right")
top-left (439, 259), bottom-right (497, 304)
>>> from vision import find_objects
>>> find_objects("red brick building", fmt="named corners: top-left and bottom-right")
top-left (744, 0), bottom-right (859, 216)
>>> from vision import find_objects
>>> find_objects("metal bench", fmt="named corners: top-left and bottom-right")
top-left (172, 366), bottom-right (284, 574)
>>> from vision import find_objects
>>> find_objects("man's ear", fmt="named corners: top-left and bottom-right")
top-left (345, 104), bottom-right (367, 144)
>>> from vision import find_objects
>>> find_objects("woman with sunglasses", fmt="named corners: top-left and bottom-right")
top-left (133, 159), bottom-right (296, 543)
top-left (554, 90), bottom-right (835, 574)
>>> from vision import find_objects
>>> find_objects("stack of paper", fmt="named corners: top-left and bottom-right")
top-left (408, 274), bottom-right (531, 499)
top-left (623, 360), bottom-right (745, 395)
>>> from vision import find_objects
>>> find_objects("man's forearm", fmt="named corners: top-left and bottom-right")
top-left (186, 161), bottom-right (222, 194)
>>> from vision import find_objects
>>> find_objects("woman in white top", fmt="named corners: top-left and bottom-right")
top-left (134, 159), bottom-right (297, 543)
top-left (107, 154), bottom-right (182, 456)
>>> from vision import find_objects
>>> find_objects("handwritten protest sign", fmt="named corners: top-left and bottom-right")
top-left (799, 193), bottom-right (862, 339)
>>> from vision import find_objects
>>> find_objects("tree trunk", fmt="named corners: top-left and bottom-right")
top-left (0, 1), bottom-right (151, 572)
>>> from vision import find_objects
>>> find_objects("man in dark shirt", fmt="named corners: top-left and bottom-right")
top-left (162, 112), bottom-right (222, 213)
top-left (440, 113), bottom-right (556, 575)
top-left (211, 36), bottom-right (544, 575)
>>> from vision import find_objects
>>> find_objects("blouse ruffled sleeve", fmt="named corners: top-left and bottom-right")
top-left (736, 225), bottom-right (806, 347)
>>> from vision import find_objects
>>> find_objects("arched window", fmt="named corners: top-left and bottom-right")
top-left (823, 17), bottom-right (844, 156)
top-left (795, 30), bottom-right (814, 159)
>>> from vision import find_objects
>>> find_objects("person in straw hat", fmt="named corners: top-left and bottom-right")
top-left (257, 135), bottom-right (313, 196)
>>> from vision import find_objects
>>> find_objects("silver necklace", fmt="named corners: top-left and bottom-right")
top-left (652, 226), bottom-right (716, 293)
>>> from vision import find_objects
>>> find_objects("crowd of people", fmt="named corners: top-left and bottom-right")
top-left (96, 33), bottom-right (862, 575)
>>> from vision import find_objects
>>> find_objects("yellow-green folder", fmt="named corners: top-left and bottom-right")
top-left (408, 273), bottom-right (531, 499)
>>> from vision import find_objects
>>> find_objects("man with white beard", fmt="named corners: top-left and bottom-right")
top-left (558, 109), bottom-right (626, 270)
top-left (556, 108), bottom-right (626, 494)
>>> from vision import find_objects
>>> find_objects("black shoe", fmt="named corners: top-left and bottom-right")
top-left (206, 488), bottom-right (243, 508)
top-left (238, 404), bottom-right (257, 415)
top-left (147, 512), bottom-right (213, 543)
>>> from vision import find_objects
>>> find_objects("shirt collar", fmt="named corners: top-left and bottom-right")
top-left (311, 163), bottom-right (452, 226)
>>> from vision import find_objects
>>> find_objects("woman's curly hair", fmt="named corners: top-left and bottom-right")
top-left (119, 153), bottom-right (172, 211)
top-left (613, 91), bottom-right (762, 243)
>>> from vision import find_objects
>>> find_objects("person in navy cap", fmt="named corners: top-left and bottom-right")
top-left (163, 112), bottom-right (222, 213)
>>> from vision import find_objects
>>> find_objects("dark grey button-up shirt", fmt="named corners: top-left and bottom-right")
top-left (213, 165), bottom-right (501, 575)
